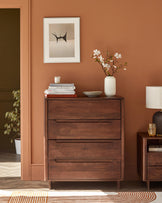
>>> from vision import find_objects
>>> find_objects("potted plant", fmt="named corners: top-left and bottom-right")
top-left (4, 90), bottom-right (20, 154)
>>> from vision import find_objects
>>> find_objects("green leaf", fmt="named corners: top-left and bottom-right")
top-left (4, 89), bottom-right (20, 141)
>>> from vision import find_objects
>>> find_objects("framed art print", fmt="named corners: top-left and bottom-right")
top-left (43, 17), bottom-right (80, 63)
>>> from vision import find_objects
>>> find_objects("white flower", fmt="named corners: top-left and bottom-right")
top-left (98, 55), bottom-right (104, 63)
top-left (123, 68), bottom-right (127, 70)
top-left (110, 60), bottom-right (113, 62)
top-left (93, 56), bottom-right (97, 59)
top-left (114, 52), bottom-right (119, 58)
top-left (102, 63), bottom-right (111, 69)
top-left (93, 49), bottom-right (101, 56)
top-left (118, 53), bottom-right (122, 58)
top-left (113, 65), bottom-right (117, 69)
top-left (102, 63), bottom-right (108, 68)
top-left (114, 52), bottom-right (122, 59)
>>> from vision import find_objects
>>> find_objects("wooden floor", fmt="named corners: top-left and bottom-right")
top-left (0, 153), bottom-right (20, 178)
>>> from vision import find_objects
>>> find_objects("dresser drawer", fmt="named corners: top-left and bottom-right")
top-left (49, 160), bottom-right (121, 181)
top-left (47, 100), bottom-right (120, 120)
top-left (48, 140), bottom-right (121, 160)
top-left (148, 152), bottom-right (162, 166)
top-left (48, 120), bottom-right (120, 139)
top-left (148, 166), bottom-right (162, 180)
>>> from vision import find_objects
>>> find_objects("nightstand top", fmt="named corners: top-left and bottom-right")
top-left (138, 132), bottom-right (162, 140)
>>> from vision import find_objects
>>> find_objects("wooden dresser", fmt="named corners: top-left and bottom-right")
top-left (45, 97), bottom-right (124, 189)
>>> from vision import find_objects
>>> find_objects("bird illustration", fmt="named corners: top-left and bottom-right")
top-left (52, 32), bottom-right (67, 42)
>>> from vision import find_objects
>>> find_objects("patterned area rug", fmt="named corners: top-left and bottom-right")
top-left (8, 191), bottom-right (48, 203)
top-left (6, 191), bottom-right (156, 203)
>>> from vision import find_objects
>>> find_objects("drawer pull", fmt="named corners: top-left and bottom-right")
top-left (54, 159), bottom-right (114, 163)
top-left (55, 120), bottom-right (113, 123)
top-left (55, 140), bottom-right (114, 144)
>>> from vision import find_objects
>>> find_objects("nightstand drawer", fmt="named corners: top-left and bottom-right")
top-left (148, 152), bottom-right (162, 166)
top-left (48, 120), bottom-right (121, 139)
top-left (148, 166), bottom-right (162, 180)
top-left (49, 161), bottom-right (121, 180)
top-left (48, 140), bottom-right (121, 160)
top-left (48, 100), bottom-right (120, 120)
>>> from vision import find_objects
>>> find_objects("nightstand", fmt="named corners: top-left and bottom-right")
top-left (137, 132), bottom-right (162, 190)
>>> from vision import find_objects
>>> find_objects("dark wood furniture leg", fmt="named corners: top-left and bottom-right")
top-left (147, 181), bottom-right (150, 190)
top-left (117, 181), bottom-right (120, 190)
top-left (49, 181), bottom-right (52, 189)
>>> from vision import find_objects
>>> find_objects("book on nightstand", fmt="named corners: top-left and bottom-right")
top-left (148, 145), bottom-right (162, 152)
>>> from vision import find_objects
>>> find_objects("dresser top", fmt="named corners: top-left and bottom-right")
top-left (45, 95), bottom-right (124, 101)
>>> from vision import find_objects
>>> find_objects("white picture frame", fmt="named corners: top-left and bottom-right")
top-left (43, 17), bottom-right (80, 63)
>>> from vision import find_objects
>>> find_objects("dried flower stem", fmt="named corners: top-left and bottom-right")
top-left (92, 49), bottom-right (127, 76)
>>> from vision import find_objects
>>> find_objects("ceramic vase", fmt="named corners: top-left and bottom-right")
top-left (104, 76), bottom-right (116, 96)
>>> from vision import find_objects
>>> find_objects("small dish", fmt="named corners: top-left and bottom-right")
top-left (83, 91), bottom-right (102, 98)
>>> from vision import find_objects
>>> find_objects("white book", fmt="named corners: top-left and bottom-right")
top-left (49, 83), bottom-right (75, 87)
top-left (44, 89), bottom-right (75, 95)
top-left (46, 89), bottom-right (75, 93)
top-left (48, 86), bottom-right (75, 90)
top-left (148, 145), bottom-right (162, 152)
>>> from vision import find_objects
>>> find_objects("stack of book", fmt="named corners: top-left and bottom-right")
top-left (44, 83), bottom-right (77, 98)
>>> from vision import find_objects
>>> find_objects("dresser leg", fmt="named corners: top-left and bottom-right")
top-left (49, 181), bottom-right (52, 189)
top-left (147, 181), bottom-right (150, 190)
top-left (117, 181), bottom-right (120, 190)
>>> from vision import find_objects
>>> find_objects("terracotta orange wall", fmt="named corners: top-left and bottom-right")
top-left (31, 0), bottom-right (162, 180)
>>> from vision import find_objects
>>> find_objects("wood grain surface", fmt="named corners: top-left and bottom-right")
top-left (48, 120), bottom-right (121, 140)
top-left (45, 97), bottom-right (124, 188)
